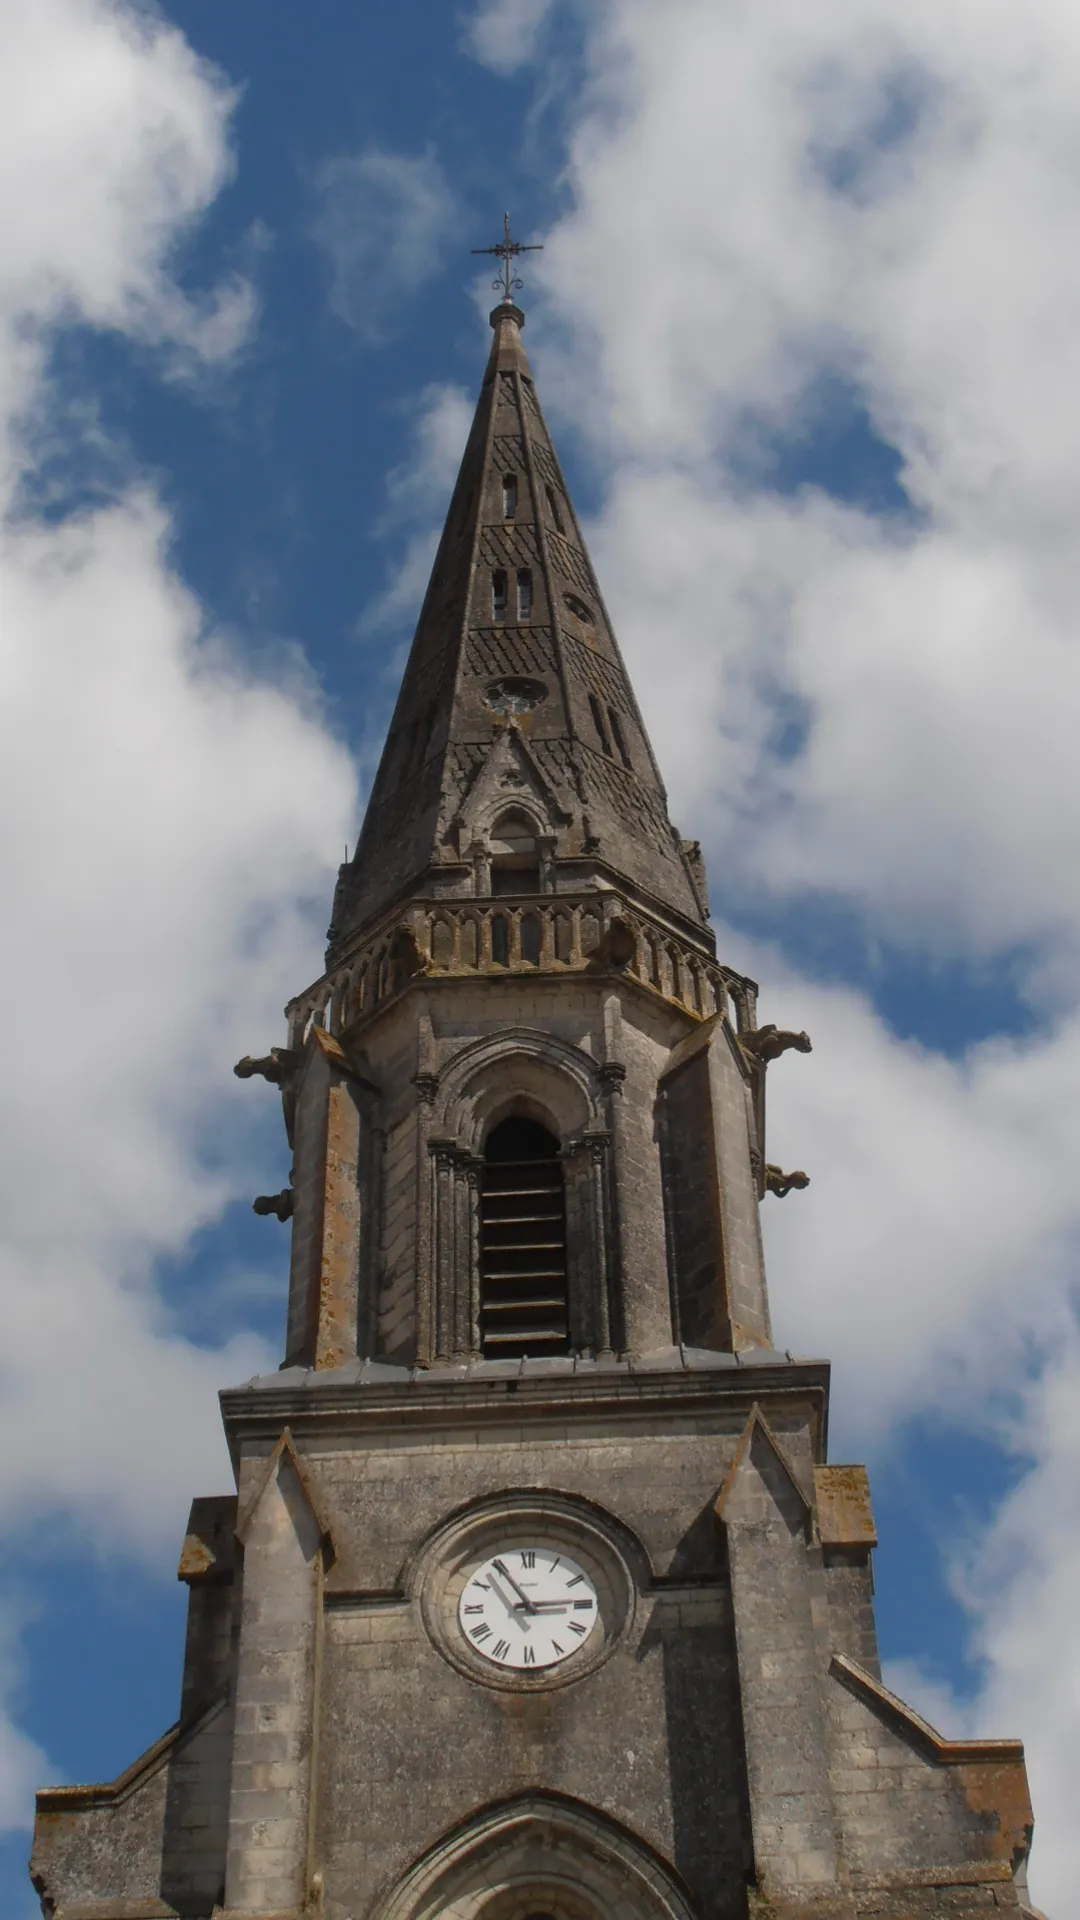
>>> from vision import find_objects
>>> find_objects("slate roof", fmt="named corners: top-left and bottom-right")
top-left (328, 298), bottom-right (709, 957)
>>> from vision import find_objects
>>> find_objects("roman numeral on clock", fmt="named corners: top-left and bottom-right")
top-left (464, 1604), bottom-right (483, 1615)
top-left (470, 1622), bottom-right (492, 1642)
top-left (566, 1573), bottom-right (585, 1587)
top-left (520, 1550), bottom-right (535, 1568)
top-left (523, 1645), bottom-right (536, 1665)
top-left (492, 1639), bottom-right (510, 1660)
top-left (569, 1620), bottom-right (587, 1637)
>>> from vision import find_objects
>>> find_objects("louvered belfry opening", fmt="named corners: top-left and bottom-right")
top-left (479, 1116), bottom-right (569, 1358)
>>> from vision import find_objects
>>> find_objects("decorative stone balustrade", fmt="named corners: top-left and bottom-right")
top-left (286, 892), bottom-right (754, 1048)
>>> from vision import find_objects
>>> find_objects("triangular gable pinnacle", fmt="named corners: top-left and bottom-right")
top-left (449, 722), bottom-right (571, 849)
top-left (235, 1427), bottom-right (336, 1557)
top-left (714, 1403), bottom-right (813, 1526)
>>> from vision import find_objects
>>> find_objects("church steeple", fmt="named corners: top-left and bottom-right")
top-left (31, 250), bottom-right (1041, 1920)
top-left (328, 293), bottom-right (708, 956)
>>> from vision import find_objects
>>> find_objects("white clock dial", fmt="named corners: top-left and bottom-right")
top-left (457, 1546), bottom-right (599, 1671)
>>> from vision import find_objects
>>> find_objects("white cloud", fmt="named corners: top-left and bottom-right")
top-left (467, 0), bottom-right (556, 72)
top-left (0, 0), bottom-right (253, 413)
top-left (314, 148), bottom-right (455, 343)
top-left (747, 950), bottom-right (1080, 1433)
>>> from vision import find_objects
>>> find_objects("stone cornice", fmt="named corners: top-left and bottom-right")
top-left (219, 1352), bottom-right (831, 1472)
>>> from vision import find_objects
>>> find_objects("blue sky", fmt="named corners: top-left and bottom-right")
top-left (3, 2), bottom-right (1080, 1913)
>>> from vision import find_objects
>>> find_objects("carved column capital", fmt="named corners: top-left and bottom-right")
top-left (598, 1061), bottom-right (627, 1097)
top-left (413, 1070), bottom-right (440, 1106)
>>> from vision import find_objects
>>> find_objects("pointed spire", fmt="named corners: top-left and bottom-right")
top-left (328, 292), bottom-right (710, 956)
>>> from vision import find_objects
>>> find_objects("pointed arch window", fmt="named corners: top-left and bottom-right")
top-left (516, 568), bottom-right (533, 619)
top-left (502, 474), bottom-right (518, 519)
top-left (492, 569), bottom-right (508, 620)
top-left (479, 1117), bottom-right (568, 1357)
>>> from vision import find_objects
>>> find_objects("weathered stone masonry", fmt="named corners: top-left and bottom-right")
top-left (31, 289), bottom-right (1045, 1920)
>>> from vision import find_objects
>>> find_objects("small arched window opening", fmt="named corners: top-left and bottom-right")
top-left (545, 484), bottom-right (565, 534)
top-left (516, 568), bottom-right (533, 619)
top-left (520, 912), bottom-right (542, 965)
top-left (607, 705), bottom-right (632, 769)
top-left (492, 569), bottom-right (508, 620)
top-left (588, 692), bottom-right (612, 757)
top-left (502, 474), bottom-right (518, 519)
top-left (479, 1117), bottom-right (568, 1357)
top-left (490, 808), bottom-right (541, 897)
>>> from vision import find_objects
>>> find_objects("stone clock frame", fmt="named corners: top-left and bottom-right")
top-left (414, 1491), bottom-right (637, 1693)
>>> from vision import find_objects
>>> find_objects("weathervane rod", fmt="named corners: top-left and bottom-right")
top-left (471, 210), bottom-right (543, 303)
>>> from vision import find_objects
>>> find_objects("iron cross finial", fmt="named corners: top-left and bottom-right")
top-left (471, 211), bottom-right (543, 303)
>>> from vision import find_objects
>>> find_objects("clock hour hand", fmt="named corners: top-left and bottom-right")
top-left (491, 1558), bottom-right (536, 1613)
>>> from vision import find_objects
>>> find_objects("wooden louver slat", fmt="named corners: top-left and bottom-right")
top-left (479, 1123), bottom-right (569, 1358)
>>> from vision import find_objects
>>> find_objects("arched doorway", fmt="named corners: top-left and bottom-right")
top-left (376, 1792), bottom-right (699, 1920)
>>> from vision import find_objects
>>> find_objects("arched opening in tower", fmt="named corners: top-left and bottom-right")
top-left (479, 1116), bottom-right (569, 1359)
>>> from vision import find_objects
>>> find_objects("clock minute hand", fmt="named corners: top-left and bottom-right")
top-left (491, 1558), bottom-right (536, 1613)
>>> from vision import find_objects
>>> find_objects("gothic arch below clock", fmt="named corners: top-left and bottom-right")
top-left (377, 1792), bottom-right (699, 1920)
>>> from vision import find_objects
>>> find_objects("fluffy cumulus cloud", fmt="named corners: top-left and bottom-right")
top-left (467, 0), bottom-right (1080, 1904)
top-left (314, 147), bottom-right (456, 343)
top-left (0, 0), bottom-right (354, 1825)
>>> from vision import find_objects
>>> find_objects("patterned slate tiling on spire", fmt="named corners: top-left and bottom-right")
top-left (330, 302), bottom-right (707, 955)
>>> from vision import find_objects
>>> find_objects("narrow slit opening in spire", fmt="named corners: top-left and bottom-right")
top-left (492, 569), bottom-right (508, 620)
top-left (545, 484), bottom-right (565, 535)
top-left (588, 692), bottom-right (612, 757)
top-left (516, 568), bottom-right (533, 619)
top-left (502, 474), bottom-right (518, 519)
top-left (608, 706), bottom-right (632, 769)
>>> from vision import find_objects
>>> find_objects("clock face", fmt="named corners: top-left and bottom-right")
top-left (457, 1546), bottom-right (600, 1671)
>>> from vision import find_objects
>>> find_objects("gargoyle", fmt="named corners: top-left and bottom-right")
top-left (253, 1189), bottom-right (294, 1222)
top-left (234, 1048), bottom-right (300, 1086)
top-left (764, 1165), bottom-right (810, 1199)
top-left (740, 1025), bottom-right (812, 1066)
top-left (389, 925), bottom-right (428, 983)
top-left (587, 916), bottom-right (637, 972)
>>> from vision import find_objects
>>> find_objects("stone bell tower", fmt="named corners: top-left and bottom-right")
top-left (32, 272), bottom-right (1044, 1920)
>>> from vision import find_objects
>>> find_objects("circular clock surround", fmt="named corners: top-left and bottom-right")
top-left (418, 1496), bottom-right (635, 1692)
